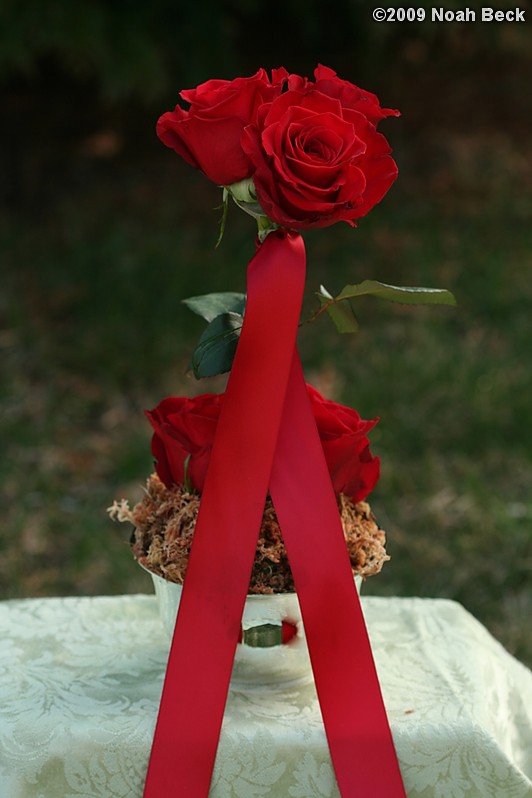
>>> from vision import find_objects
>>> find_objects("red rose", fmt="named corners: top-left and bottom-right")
top-left (241, 65), bottom-right (399, 230)
top-left (288, 64), bottom-right (399, 126)
top-left (156, 68), bottom-right (288, 187)
top-left (146, 386), bottom-right (379, 503)
top-left (145, 394), bottom-right (222, 493)
top-left (308, 385), bottom-right (380, 503)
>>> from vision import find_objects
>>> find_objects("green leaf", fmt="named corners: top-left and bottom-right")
top-left (182, 292), bottom-right (246, 323)
top-left (215, 188), bottom-right (229, 249)
top-left (317, 285), bottom-right (359, 333)
top-left (183, 454), bottom-right (192, 493)
top-left (337, 280), bottom-right (457, 306)
top-left (327, 301), bottom-right (359, 334)
top-left (190, 312), bottom-right (242, 378)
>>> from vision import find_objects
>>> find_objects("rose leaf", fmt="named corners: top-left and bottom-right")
top-left (337, 280), bottom-right (457, 306)
top-left (214, 188), bottom-right (230, 249)
top-left (317, 285), bottom-right (359, 333)
top-left (190, 311), bottom-right (242, 378)
top-left (182, 292), bottom-right (246, 323)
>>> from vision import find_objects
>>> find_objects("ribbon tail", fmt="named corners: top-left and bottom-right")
top-left (270, 351), bottom-right (407, 797)
top-left (142, 232), bottom-right (306, 798)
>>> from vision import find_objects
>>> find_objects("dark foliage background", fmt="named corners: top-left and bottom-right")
top-left (2, 0), bottom-right (531, 664)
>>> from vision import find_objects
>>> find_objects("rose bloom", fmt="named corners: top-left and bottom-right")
top-left (242, 65), bottom-right (399, 229)
top-left (145, 394), bottom-right (222, 494)
top-left (156, 68), bottom-right (288, 187)
top-left (307, 384), bottom-right (380, 503)
top-left (146, 385), bottom-right (379, 502)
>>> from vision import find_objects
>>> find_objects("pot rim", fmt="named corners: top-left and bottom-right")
top-left (138, 561), bottom-right (298, 600)
top-left (138, 560), bottom-right (361, 601)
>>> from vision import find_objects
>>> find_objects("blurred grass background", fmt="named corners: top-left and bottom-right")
top-left (1, 1), bottom-right (531, 665)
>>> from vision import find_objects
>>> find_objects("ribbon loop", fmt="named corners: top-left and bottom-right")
top-left (143, 231), bottom-right (406, 798)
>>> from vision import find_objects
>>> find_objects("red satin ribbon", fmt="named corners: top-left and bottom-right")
top-left (271, 352), bottom-right (406, 795)
top-left (143, 231), bottom-right (406, 797)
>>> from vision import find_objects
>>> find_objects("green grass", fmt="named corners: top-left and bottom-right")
top-left (2, 130), bottom-right (531, 667)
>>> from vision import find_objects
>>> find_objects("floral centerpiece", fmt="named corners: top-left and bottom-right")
top-left (108, 65), bottom-right (455, 798)
top-left (110, 387), bottom-right (389, 597)
top-left (109, 64), bottom-right (452, 596)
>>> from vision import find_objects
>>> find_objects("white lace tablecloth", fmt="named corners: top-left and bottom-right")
top-left (1, 594), bottom-right (531, 798)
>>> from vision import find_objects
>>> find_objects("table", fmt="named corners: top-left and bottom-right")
top-left (1, 595), bottom-right (531, 797)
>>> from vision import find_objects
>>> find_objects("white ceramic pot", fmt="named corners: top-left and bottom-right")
top-left (147, 567), bottom-right (361, 689)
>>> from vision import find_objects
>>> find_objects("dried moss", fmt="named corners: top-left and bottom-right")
top-left (109, 473), bottom-right (389, 594)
